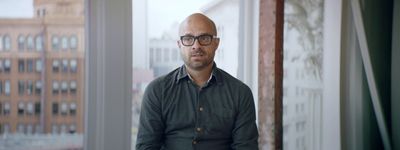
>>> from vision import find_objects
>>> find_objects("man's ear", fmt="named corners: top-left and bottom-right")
top-left (177, 40), bottom-right (181, 48)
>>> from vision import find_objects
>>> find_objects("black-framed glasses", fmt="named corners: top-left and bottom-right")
top-left (180, 34), bottom-right (218, 46)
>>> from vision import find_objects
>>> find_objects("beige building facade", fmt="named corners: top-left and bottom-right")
top-left (0, 0), bottom-right (85, 134)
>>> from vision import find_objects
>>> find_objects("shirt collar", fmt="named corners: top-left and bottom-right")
top-left (175, 62), bottom-right (222, 85)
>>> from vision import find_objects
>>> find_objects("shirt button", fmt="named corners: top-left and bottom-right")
top-left (199, 107), bottom-right (203, 111)
top-left (196, 127), bottom-right (202, 132)
top-left (192, 140), bottom-right (198, 145)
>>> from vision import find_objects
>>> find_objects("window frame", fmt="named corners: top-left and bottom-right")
top-left (85, 0), bottom-right (132, 149)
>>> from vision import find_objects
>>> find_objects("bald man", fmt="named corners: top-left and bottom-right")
top-left (136, 13), bottom-right (259, 150)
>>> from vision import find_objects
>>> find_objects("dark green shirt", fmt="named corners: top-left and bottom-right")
top-left (136, 64), bottom-right (259, 150)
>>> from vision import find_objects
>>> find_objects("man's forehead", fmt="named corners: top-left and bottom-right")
top-left (179, 13), bottom-right (217, 36)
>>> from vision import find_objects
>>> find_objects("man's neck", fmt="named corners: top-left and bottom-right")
top-left (185, 64), bottom-right (213, 87)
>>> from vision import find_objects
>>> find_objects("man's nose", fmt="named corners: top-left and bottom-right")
top-left (191, 39), bottom-right (201, 50)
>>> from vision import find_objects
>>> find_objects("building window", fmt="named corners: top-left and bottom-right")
top-left (17, 123), bottom-right (25, 134)
top-left (27, 80), bottom-right (33, 95)
top-left (52, 81), bottom-right (59, 94)
top-left (35, 80), bottom-right (42, 95)
top-left (18, 35), bottom-right (25, 51)
top-left (35, 102), bottom-right (41, 115)
top-left (35, 124), bottom-right (41, 134)
top-left (27, 59), bottom-right (34, 72)
top-left (26, 124), bottom-right (33, 135)
top-left (27, 35), bottom-right (34, 50)
top-left (18, 102), bottom-right (25, 115)
top-left (60, 124), bottom-right (67, 134)
top-left (0, 35), bottom-right (3, 51)
top-left (61, 36), bottom-right (68, 50)
top-left (3, 102), bottom-right (10, 115)
top-left (36, 59), bottom-right (43, 72)
top-left (18, 59), bottom-right (25, 73)
top-left (52, 102), bottom-right (59, 115)
top-left (61, 81), bottom-right (68, 94)
top-left (70, 81), bottom-right (77, 94)
top-left (4, 35), bottom-right (11, 51)
top-left (70, 35), bottom-right (78, 50)
top-left (52, 35), bottom-right (59, 51)
top-left (35, 35), bottom-right (43, 51)
top-left (61, 102), bottom-right (68, 115)
top-left (69, 124), bottom-right (76, 134)
top-left (62, 59), bottom-right (68, 72)
top-left (70, 102), bottom-right (77, 116)
top-left (18, 80), bottom-right (25, 95)
top-left (52, 59), bottom-right (60, 72)
top-left (4, 59), bottom-right (11, 73)
top-left (52, 124), bottom-right (58, 134)
top-left (0, 102), bottom-right (2, 115)
top-left (2, 124), bottom-right (10, 134)
top-left (27, 102), bottom-right (34, 115)
top-left (0, 81), bottom-right (2, 95)
top-left (4, 80), bottom-right (10, 96)
top-left (70, 59), bottom-right (77, 73)
top-left (0, 60), bottom-right (3, 72)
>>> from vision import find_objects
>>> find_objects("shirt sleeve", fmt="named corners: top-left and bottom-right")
top-left (136, 79), bottom-right (165, 150)
top-left (231, 85), bottom-right (259, 150)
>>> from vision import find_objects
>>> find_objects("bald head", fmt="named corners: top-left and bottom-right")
top-left (179, 13), bottom-right (217, 36)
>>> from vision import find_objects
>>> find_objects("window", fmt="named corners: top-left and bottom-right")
top-left (70, 59), bottom-right (77, 72)
top-left (61, 36), bottom-right (68, 50)
top-left (2, 124), bottom-right (10, 134)
top-left (27, 35), bottom-right (34, 50)
top-left (4, 35), bottom-right (11, 51)
top-left (17, 123), bottom-right (25, 134)
top-left (62, 59), bottom-right (68, 72)
top-left (60, 124), bottom-right (67, 134)
top-left (0, 60), bottom-right (3, 72)
top-left (18, 35), bottom-right (25, 50)
top-left (18, 102), bottom-right (25, 115)
top-left (70, 35), bottom-right (78, 50)
top-left (61, 81), bottom-right (68, 94)
top-left (18, 80), bottom-right (25, 95)
top-left (69, 124), bottom-right (76, 134)
top-left (0, 35), bottom-right (3, 51)
top-left (26, 124), bottom-right (33, 134)
top-left (3, 102), bottom-right (10, 115)
top-left (27, 80), bottom-right (33, 95)
top-left (18, 59), bottom-right (25, 73)
top-left (27, 102), bottom-right (34, 115)
top-left (36, 59), bottom-right (42, 72)
top-left (70, 81), bottom-right (77, 94)
top-left (35, 80), bottom-right (42, 95)
top-left (52, 81), bottom-right (59, 94)
top-left (0, 81), bottom-right (2, 95)
top-left (52, 35), bottom-right (59, 50)
top-left (52, 102), bottom-right (59, 115)
top-left (61, 102), bottom-right (68, 115)
top-left (4, 80), bottom-right (10, 95)
top-left (27, 59), bottom-right (34, 72)
top-left (35, 102), bottom-right (41, 115)
top-left (35, 35), bottom-right (43, 51)
top-left (35, 124), bottom-right (41, 134)
top-left (52, 124), bottom-right (58, 134)
top-left (4, 59), bottom-right (11, 72)
top-left (52, 59), bottom-right (60, 72)
top-left (70, 102), bottom-right (77, 115)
